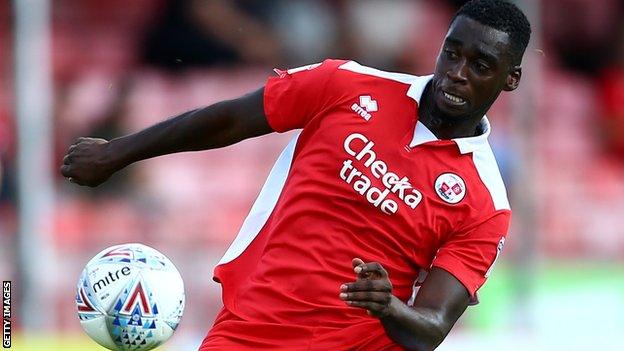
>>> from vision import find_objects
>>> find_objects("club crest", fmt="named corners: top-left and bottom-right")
top-left (434, 173), bottom-right (466, 204)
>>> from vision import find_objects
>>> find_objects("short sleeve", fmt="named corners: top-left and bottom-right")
top-left (263, 59), bottom-right (347, 132)
top-left (431, 211), bottom-right (511, 299)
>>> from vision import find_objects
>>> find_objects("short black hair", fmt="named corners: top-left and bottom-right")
top-left (452, 0), bottom-right (531, 65)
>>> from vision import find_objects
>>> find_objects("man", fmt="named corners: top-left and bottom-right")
top-left (61, 0), bottom-right (531, 350)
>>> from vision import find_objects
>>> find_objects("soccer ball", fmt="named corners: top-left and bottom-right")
top-left (75, 243), bottom-right (185, 351)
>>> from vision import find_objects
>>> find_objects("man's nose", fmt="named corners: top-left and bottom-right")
top-left (447, 60), bottom-right (468, 83)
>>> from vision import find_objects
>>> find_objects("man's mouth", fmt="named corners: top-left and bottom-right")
top-left (442, 91), bottom-right (466, 105)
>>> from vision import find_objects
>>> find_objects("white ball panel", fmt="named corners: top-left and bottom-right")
top-left (80, 315), bottom-right (118, 350)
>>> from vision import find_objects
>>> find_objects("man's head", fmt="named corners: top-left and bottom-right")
top-left (430, 0), bottom-right (531, 121)
top-left (452, 0), bottom-right (531, 66)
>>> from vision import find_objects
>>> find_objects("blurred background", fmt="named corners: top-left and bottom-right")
top-left (2, 0), bottom-right (624, 350)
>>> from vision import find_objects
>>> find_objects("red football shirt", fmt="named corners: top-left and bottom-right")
top-left (202, 59), bottom-right (511, 350)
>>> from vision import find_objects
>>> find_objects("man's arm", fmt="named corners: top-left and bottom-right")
top-left (340, 259), bottom-right (469, 351)
top-left (60, 88), bottom-right (271, 187)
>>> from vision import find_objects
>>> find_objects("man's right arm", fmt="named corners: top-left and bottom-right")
top-left (60, 88), bottom-right (271, 187)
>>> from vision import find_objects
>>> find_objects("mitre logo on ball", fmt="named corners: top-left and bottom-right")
top-left (434, 173), bottom-right (466, 204)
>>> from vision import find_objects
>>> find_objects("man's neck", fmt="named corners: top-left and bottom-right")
top-left (418, 82), bottom-right (485, 140)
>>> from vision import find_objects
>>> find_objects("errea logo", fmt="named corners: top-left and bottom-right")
top-left (351, 95), bottom-right (378, 121)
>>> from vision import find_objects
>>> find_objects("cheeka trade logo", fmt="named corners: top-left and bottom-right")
top-left (340, 133), bottom-right (423, 215)
top-left (434, 173), bottom-right (466, 204)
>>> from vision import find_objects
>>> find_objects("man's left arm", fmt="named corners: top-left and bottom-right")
top-left (340, 259), bottom-right (469, 351)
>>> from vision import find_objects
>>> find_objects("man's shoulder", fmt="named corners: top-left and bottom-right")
top-left (333, 61), bottom-right (432, 103)
top-left (290, 59), bottom-right (427, 86)
top-left (335, 60), bottom-right (424, 85)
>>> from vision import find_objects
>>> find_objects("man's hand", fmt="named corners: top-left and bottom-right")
top-left (60, 137), bottom-right (119, 187)
top-left (340, 258), bottom-right (394, 318)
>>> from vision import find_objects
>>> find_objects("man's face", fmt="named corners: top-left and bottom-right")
top-left (431, 15), bottom-right (520, 119)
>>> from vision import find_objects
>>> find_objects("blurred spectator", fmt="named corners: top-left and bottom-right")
top-left (342, 0), bottom-right (421, 70)
top-left (142, 0), bottom-right (281, 70)
top-left (542, 0), bottom-right (623, 75)
top-left (399, 0), bottom-right (455, 73)
top-left (0, 0), bottom-right (13, 205)
top-left (0, 111), bottom-right (13, 203)
top-left (267, 0), bottom-right (341, 66)
top-left (597, 25), bottom-right (624, 162)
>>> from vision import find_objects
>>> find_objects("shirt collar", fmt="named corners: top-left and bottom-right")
top-left (406, 75), bottom-right (491, 155)
top-left (406, 74), bottom-right (433, 102)
top-left (452, 117), bottom-right (491, 154)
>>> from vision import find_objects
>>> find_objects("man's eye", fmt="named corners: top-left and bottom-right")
top-left (444, 49), bottom-right (458, 60)
top-left (475, 61), bottom-right (490, 72)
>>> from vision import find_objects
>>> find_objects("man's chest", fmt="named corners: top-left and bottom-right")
top-left (284, 92), bottom-right (479, 250)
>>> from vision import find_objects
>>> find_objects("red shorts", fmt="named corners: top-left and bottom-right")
top-left (199, 307), bottom-right (402, 351)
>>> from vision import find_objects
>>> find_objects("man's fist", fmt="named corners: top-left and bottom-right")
top-left (340, 258), bottom-right (394, 318)
top-left (60, 137), bottom-right (118, 187)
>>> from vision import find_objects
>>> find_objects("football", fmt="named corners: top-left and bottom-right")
top-left (75, 243), bottom-right (185, 350)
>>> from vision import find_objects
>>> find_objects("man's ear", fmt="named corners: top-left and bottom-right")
top-left (503, 66), bottom-right (522, 91)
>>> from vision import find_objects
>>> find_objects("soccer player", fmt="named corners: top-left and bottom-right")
top-left (61, 0), bottom-right (531, 350)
